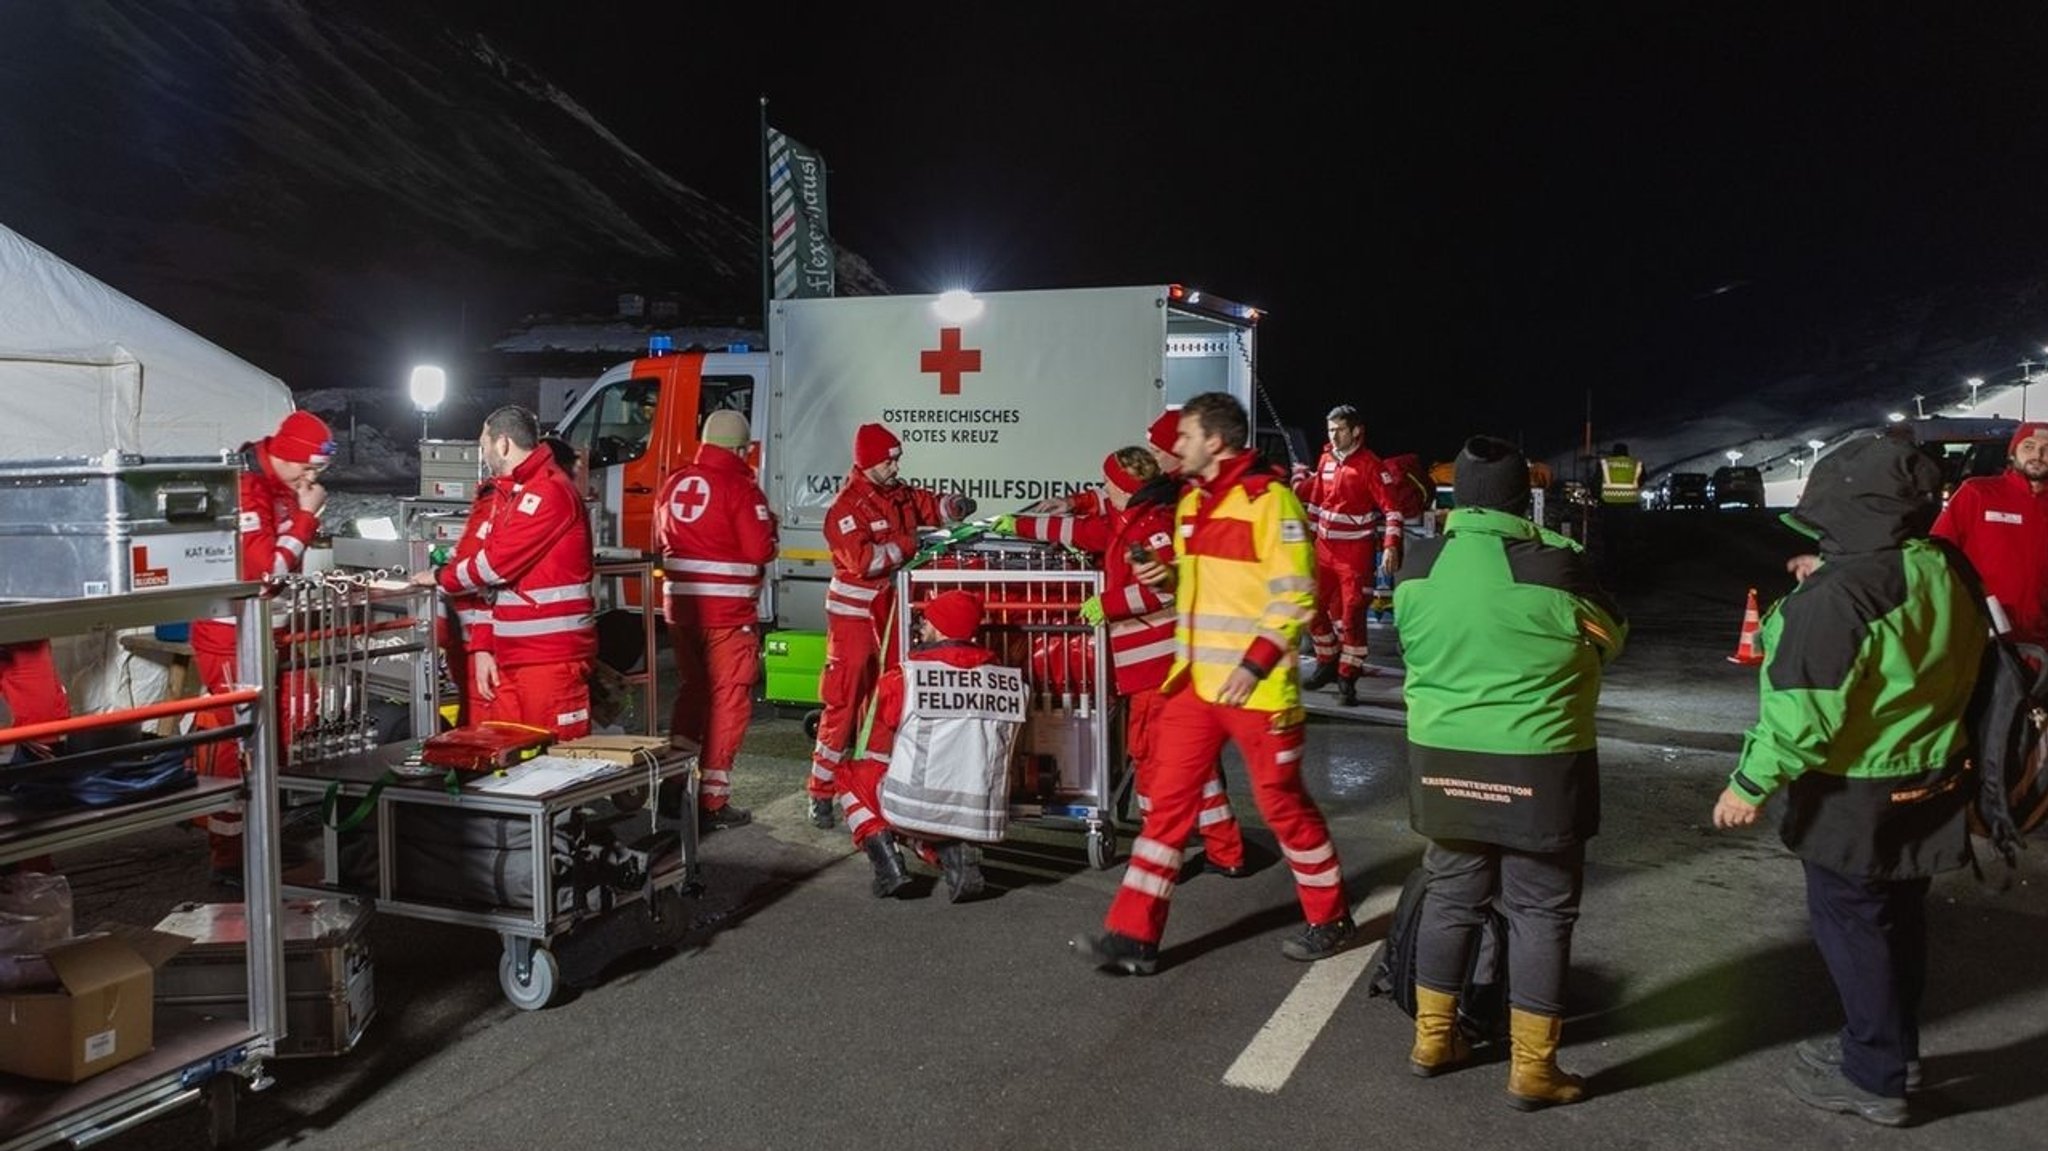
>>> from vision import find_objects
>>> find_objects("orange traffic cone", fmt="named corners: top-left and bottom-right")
top-left (1727, 588), bottom-right (1764, 666)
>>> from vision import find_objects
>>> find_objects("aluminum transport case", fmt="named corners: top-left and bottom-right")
top-left (153, 898), bottom-right (376, 1060)
top-left (0, 453), bottom-right (241, 600)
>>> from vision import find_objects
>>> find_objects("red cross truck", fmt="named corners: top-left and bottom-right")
top-left (554, 285), bottom-right (1264, 704)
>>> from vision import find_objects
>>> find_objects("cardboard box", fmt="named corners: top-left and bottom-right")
top-left (0, 924), bottom-right (190, 1083)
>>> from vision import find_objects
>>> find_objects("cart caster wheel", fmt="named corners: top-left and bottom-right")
top-left (499, 946), bottom-right (561, 1010)
top-left (803, 709), bottom-right (822, 740)
top-left (1087, 829), bottom-right (1117, 870)
top-left (205, 1074), bottom-right (237, 1148)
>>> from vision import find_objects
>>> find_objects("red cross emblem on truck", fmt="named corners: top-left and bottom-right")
top-left (920, 328), bottom-right (983, 395)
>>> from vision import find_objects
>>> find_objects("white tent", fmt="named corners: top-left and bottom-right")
top-left (0, 222), bottom-right (294, 459)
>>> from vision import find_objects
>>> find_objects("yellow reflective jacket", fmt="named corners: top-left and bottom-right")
top-left (1161, 453), bottom-right (1317, 711)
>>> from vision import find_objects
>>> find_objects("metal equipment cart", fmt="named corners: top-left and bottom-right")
top-left (258, 570), bottom-right (698, 1010)
top-left (897, 533), bottom-right (1125, 868)
top-left (275, 741), bottom-right (698, 1010)
top-left (0, 586), bottom-right (285, 1151)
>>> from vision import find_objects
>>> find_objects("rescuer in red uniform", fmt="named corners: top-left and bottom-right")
top-left (413, 406), bottom-right (596, 740)
top-left (1073, 392), bottom-right (1355, 975)
top-left (843, 589), bottom-right (1021, 900)
top-left (1931, 420), bottom-right (2048, 650)
top-left (1002, 446), bottom-right (1248, 876)
top-left (654, 410), bottom-right (776, 832)
top-left (188, 409), bottom-right (333, 884)
top-left (807, 422), bottom-right (968, 829)
top-left (1293, 404), bottom-right (1403, 705)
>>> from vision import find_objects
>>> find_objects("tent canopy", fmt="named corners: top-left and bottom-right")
top-left (0, 223), bottom-right (293, 460)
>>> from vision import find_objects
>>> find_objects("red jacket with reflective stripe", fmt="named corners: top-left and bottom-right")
top-left (439, 449), bottom-right (595, 666)
top-left (191, 441), bottom-right (320, 656)
top-left (655, 443), bottom-right (777, 628)
top-left (824, 470), bottom-right (945, 624)
top-left (1294, 445), bottom-right (1402, 566)
top-left (447, 479), bottom-right (502, 653)
top-left (1014, 483), bottom-right (1179, 694)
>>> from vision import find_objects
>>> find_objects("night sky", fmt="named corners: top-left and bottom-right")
top-left (464, 3), bottom-right (2048, 461)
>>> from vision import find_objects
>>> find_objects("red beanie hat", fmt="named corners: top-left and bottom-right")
top-left (854, 422), bottom-right (902, 469)
top-left (922, 589), bottom-right (983, 640)
top-left (271, 410), bottom-right (336, 466)
top-left (1103, 451), bottom-right (1143, 497)
top-left (1146, 409), bottom-right (1181, 454)
top-left (2011, 421), bottom-right (2048, 456)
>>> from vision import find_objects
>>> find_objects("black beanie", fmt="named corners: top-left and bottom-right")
top-left (1453, 435), bottom-right (1531, 515)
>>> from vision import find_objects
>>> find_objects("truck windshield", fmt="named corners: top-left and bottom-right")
top-left (562, 378), bottom-right (659, 469)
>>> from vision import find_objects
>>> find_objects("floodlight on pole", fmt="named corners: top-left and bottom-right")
top-left (1724, 449), bottom-right (1742, 464)
top-left (1806, 438), bottom-right (1825, 466)
top-left (409, 365), bottom-right (447, 443)
top-left (1967, 377), bottom-right (1983, 408)
top-left (1912, 393), bottom-right (1926, 419)
top-left (1887, 411), bottom-right (1907, 423)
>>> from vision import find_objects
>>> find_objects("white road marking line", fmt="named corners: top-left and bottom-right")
top-left (1222, 888), bottom-right (1401, 1094)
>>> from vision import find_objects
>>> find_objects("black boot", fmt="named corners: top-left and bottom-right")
top-left (1302, 660), bottom-right (1339, 690)
top-left (864, 836), bottom-right (910, 899)
top-left (809, 796), bottom-right (837, 829)
top-left (936, 841), bottom-right (986, 902)
top-left (1337, 677), bottom-right (1360, 707)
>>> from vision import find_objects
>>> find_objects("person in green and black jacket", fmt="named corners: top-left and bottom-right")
top-left (1392, 434), bottom-right (1626, 1110)
top-left (1712, 433), bottom-right (1986, 1129)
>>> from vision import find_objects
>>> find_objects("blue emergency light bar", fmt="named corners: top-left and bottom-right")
top-left (648, 334), bottom-right (674, 356)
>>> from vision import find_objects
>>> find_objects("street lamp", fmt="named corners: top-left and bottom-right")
top-left (1724, 449), bottom-right (1742, 464)
top-left (1912, 393), bottom-right (1926, 419)
top-left (1806, 438), bottom-right (1825, 468)
top-left (1887, 411), bottom-right (1907, 423)
top-left (409, 365), bottom-right (447, 445)
top-left (1968, 377), bottom-right (1983, 408)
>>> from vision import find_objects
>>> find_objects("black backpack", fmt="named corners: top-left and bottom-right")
top-left (1934, 539), bottom-right (2048, 867)
top-left (1367, 864), bottom-right (1509, 1042)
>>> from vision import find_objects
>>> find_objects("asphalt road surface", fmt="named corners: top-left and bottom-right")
top-left (21, 508), bottom-right (2048, 1151)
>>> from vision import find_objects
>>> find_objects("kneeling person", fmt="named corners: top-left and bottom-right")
top-left (842, 590), bottom-right (1025, 901)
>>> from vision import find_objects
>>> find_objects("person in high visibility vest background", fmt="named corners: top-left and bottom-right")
top-left (1072, 391), bottom-right (1355, 975)
top-left (654, 409), bottom-right (777, 833)
top-left (1599, 443), bottom-right (1644, 506)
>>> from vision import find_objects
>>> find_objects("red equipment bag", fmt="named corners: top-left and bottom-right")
top-left (419, 721), bottom-right (555, 773)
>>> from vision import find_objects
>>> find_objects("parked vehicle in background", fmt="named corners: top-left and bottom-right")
top-left (1643, 471), bottom-right (1710, 511)
top-left (1707, 465), bottom-right (1766, 509)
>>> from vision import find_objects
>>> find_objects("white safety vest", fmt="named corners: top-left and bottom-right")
top-left (879, 656), bottom-right (1027, 842)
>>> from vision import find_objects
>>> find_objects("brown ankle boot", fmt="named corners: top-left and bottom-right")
top-left (1507, 1008), bottom-right (1586, 1110)
top-left (1410, 985), bottom-right (1472, 1077)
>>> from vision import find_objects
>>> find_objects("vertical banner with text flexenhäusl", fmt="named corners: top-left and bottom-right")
top-left (767, 126), bottom-right (834, 299)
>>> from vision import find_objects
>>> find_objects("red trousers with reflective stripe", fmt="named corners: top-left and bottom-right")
top-left (669, 623), bottom-right (759, 811)
top-left (1307, 552), bottom-right (1373, 674)
top-left (838, 755), bottom-right (890, 849)
top-left (811, 605), bottom-right (893, 802)
top-left (497, 659), bottom-right (592, 741)
top-left (1126, 688), bottom-right (1243, 869)
top-left (1104, 688), bottom-right (1346, 943)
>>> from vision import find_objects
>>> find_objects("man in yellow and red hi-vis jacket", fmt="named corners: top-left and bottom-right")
top-left (810, 423), bottom-right (974, 829)
top-left (413, 406), bottom-right (596, 740)
top-left (1003, 446), bottom-right (1247, 875)
top-left (188, 409), bottom-right (333, 883)
top-left (654, 410), bottom-right (777, 832)
top-left (1293, 403), bottom-right (1403, 706)
top-left (1073, 392), bottom-right (1356, 975)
